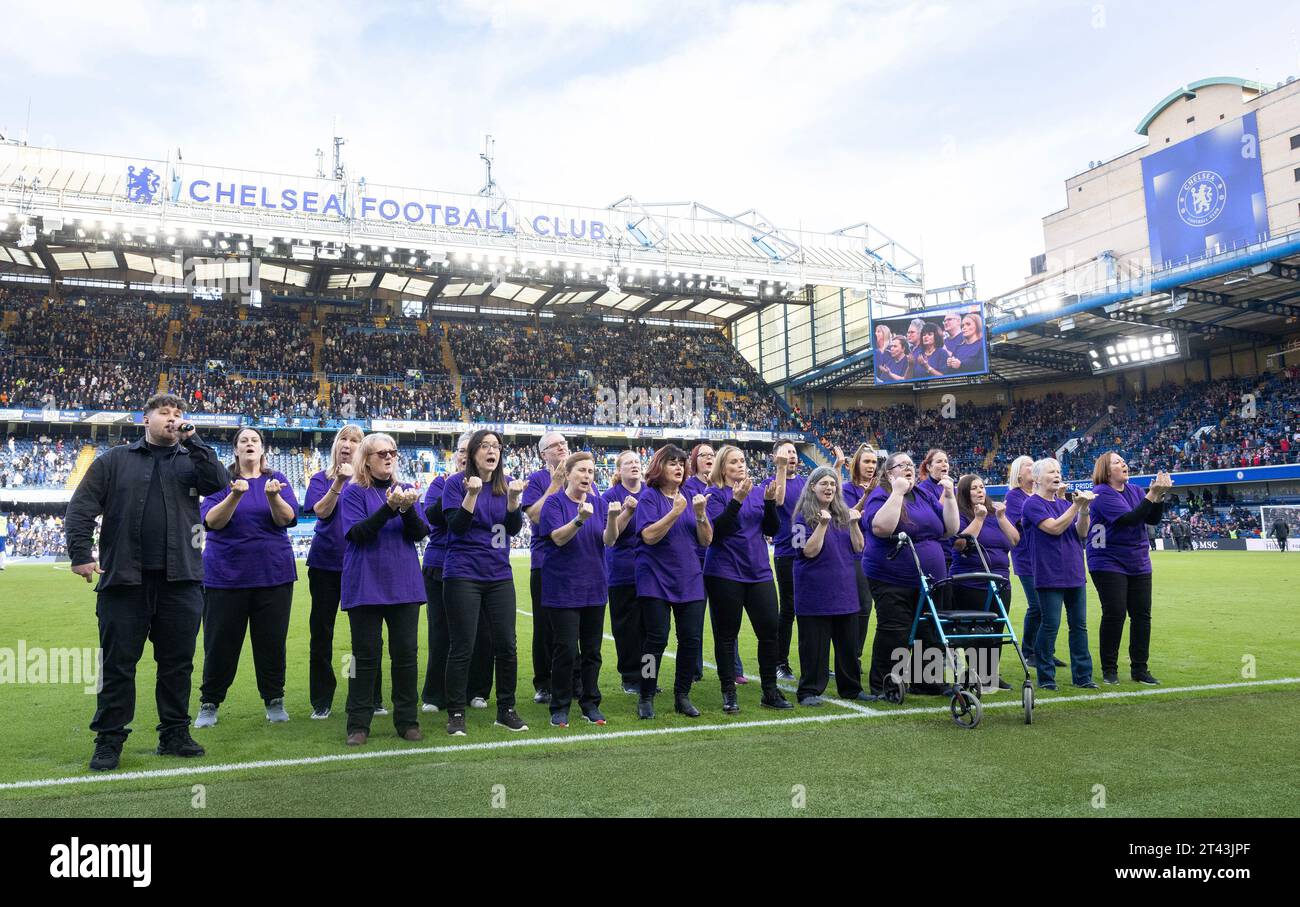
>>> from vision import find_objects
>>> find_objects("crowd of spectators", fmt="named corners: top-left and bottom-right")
top-left (1, 436), bottom-right (78, 489)
top-left (1, 509), bottom-right (67, 557)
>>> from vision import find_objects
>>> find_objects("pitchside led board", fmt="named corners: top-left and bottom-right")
top-left (1141, 111), bottom-right (1269, 267)
top-left (871, 302), bottom-right (989, 385)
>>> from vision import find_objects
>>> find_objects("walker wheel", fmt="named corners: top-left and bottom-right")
top-left (882, 673), bottom-right (905, 705)
top-left (1022, 682), bottom-right (1035, 725)
top-left (950, 690), bottom-right (982, 729)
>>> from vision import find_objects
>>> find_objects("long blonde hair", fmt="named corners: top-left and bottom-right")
top-left (706, 445), bottom-right (745, 487)
top-left (1006, 455), bottom-right (1034, 490)
top-left (353, 433), bottom-right (399, 489)
top-left (328, 424), bottom-right (365, 480)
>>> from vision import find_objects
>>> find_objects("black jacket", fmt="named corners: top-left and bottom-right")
top-left (65, 435), bottom-right (230, 590)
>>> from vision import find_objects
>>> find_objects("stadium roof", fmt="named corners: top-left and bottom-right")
top-left (1135, 77), bottom-right (1270, 136)
top-left (0, 143), bottom-right (924, 327)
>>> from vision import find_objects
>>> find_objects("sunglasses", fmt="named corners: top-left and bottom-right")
top-left (371, 450), bottom-right (398, 460)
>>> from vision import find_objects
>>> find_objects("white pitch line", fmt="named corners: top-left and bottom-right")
top-left (2, 677), bottom-right (1295, 792)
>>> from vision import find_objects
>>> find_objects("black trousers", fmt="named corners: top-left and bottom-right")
top-left (444, 578), bottom-right (517, 712)
top-left (545, 605), bottom-right (605, 713)
top-left (91, 572), bottom-right (202, 743)
top-left (200, 582), bottom-right (293, 706)
top-left (530, 567), bottom-right (555, 692)
top-left (1090, 570), bottom-right (1152, 675)
top-left (345, 602), bottom-right (421, 735)
top-left (704, 575), bottom-right (779, 694)
top-left (774, 555), bottom-right (796, 667)
top-left (952, 580), bottom-right (1013, 684)
top-left (308, 567), bottom-right (382, 712)
top-left (639, 597), bottom-right (705, 697)
top-left (796, 613), bottom-right (863, 699)
top-left (607, 583), bottom-right (643, 685)
top-left (866, 579), bottom-right (918, 695)
top-left (421, 566), bottom-right (493, 708)
top-left (854, 569), bottom-right (873, 668)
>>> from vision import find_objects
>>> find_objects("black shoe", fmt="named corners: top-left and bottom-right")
top-left (1102, 671), bottom-right (1120, 685)
top-left (674, 696), bottom-right (701, 718)
top-left (761, 689), bottom-right (793, 710)
top-left (89, 740), bottom-right (122, 772)
top-left (775, 663), bottom-right (796, 681)
top-left (621, 681), bottom-right (639, 695)
top-left (691, 673), bottom-right (703, 683)
top-left (447, 712), bottom-right (467, 736)
top-left (1132, 670), bottom-right (1160, 685)
top-left (722, 691), bottom-right (740, 714)
top-left (156, 728), bottom-right (205, 758)
top-left (1053, 657), bottom-right (1067, 668)
top-left (494, 709), bottom-right (529, 732)
top-left (532, 688), bottom-right (551, 704)
top-left (1074, 680), bottom-right (1100, 689)
top-left (997, 678), bottom-right (1012, 691)
top-left (637, 696), bottom-right (655, 719)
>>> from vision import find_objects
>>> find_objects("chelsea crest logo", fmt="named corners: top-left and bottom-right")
top-left (1176, 170), bottom-right (1227, 227)
top-left (125, 165), bottom-right (161, 204)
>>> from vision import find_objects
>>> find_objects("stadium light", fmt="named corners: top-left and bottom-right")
top-left (1089, 332), bottom-right (1182, 374)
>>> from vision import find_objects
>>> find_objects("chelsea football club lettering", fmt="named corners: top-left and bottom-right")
top-left (163, 168), bottom-right (607, 239)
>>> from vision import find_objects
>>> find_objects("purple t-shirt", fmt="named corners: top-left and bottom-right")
top-left (1086, 483), bottom-right (1152, 576)
top-left (683, 475), bottom-right (710, 562)
top-left (860, 485), bottom-right (947, 585)
top-left (841, 481), bottom-right (869, 511)
top-left (421, 474), bottom-right (449, 571)
top-left (339, 481), bottom-right (426, 609)
top-left (634, 486), bottom-right (706, 603)
top-left (522, 468), bottom-right (558, 570)
top-left (763, 473), bottom-right (808, 559)
top-left (792, 514), bottom-right (859, 616)
top-left (1003, 486), bottom-right (1034, 577)
top-left (539, 491), bottom-right (609, 608)
top-left (703, 485), bottom-right (773, 583)
top-left (441, 472), bottom-right (518, 583)
top-left (304, 470), bottom-right (348, 572)
top-left (1022, 495), bottom-right (1085, 589)
top-left (951, 510), bottom-right (1012, 587)
top-left (602, 482), bottom-right (642, 587)
top-left (200, 472), bottom-right (299, 589)
top-left (920, 478), bottom-right (955, 565)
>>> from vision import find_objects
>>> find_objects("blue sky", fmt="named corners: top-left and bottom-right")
top-left (2, 0), bottom-right (1298, 297)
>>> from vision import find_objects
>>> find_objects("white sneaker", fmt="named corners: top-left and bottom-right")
top-left (373, 705), bottom-right (389, 716)
top-left (194, 703), bottom-right (218, 728)
top-left (265, 698), bottom-right (290, 722)
top-left (421, 702), bottom-right (440, 713)
top-left (310, 708), bottom-right (331, 719)
top-left (469, 697), bottom-right (488, 709)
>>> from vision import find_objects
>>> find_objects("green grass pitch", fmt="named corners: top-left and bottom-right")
top-left (0, 551), bottom-right (1297, 817)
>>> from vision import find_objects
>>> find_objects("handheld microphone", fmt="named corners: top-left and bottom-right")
top-left (179, 422), bottom-right (195, 434)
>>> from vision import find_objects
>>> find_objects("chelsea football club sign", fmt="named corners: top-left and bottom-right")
top-left (1140, 112), bottom-right (1268, 266)
top-left (122, 160), bottom-right (611, 240)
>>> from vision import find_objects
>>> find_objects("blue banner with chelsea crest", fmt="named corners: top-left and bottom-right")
top-left (1141, 111), bottom-right (1268, 267)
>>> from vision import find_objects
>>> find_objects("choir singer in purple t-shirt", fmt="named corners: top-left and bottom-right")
top-left (195, 428), bottom-right (299, 729)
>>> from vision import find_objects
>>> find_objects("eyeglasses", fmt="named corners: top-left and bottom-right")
top-left (479, 443), bottom-right (502, 452)
top-left (887, 463), bottom-right (913, 472)
top-left (543, 441), bottom-right (566, 452)
top-left (371, 450), bottom-right (398, 460)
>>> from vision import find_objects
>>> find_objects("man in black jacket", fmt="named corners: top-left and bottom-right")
top-left (65, 393), bottom-right (230, 771)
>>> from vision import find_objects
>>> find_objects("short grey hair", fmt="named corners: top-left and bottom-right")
top-left (1031, 457), bottom-right (1061, 488)
top-left (539, 431), bottom-right (565, 454)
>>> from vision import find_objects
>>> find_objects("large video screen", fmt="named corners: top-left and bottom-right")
top-left (1141, 111), bottom-right (1269, 268)
top-left (871, 302), bottom-right (988, 385)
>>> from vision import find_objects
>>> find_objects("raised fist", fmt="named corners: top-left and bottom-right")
top-left (939, 476), bottom-right (955, 498)
top-left (818, 508), bottom-right (832, 524)
top-left (733, 477), bottom-right (753, 501)
top-left (230, 478), bottom-right (249, 495)
top-left (890, 475), bottom-right (910, 495)
top-left (621, 495), bottom-right (638, 512)
top-left (337, 462), bottom-right (354, 480)
top-left (265, 478), bottom-right (283, 497)
top-left (465, 476), bottom-right (483, 493)
top-left (973, 503), bottom-right (987, 518)
top-left (692, 494), bottom-right (708, 517)
top-left (671, 493), bottom-right (688, 513)
top-left (578, 500), bottom-right (594, 522)
top-left (775, 453), bottom-right (790, 470)
top-left (608, 501), bottom-right (622, 515)
top-left (507, 478), bottom-right (526, 496)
